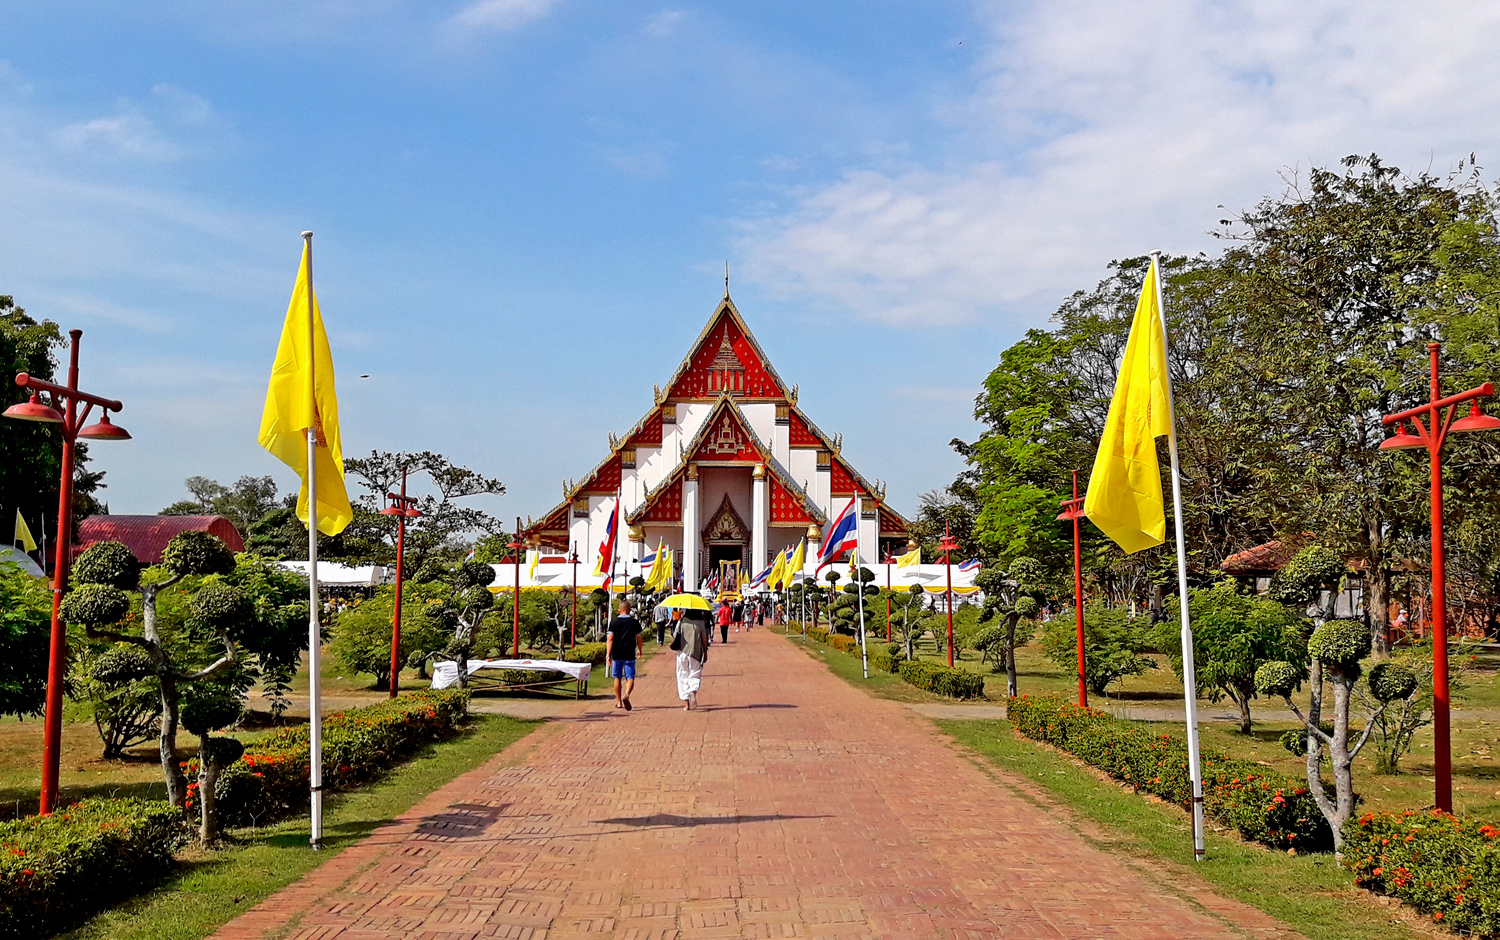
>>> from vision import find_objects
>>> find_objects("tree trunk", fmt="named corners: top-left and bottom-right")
top-left (1004, 612), bottom-right (1020, 698)
top-left (1328, 671), bottom-right (1357, 854)
top-left (1366, 516), bottom-right (1391, 657)
top-left (1231, 686), bottom-right (1252, 734)
top-left (1299, 660), bottom-right (1341, 851)
top-left (158, 676), bottom-right (187, 806)
top-left (198, 736), bottom-right (219, 846)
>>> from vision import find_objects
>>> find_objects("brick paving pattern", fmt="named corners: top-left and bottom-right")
top-left (211, 628), bottom-right (1304, 940)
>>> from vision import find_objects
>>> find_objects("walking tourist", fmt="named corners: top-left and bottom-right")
top-left (607, 600), bottom-right (644, 711)
top-left (653, 597), bottom-right (671, 644)
top-left (716, 600), bottom-right (733, 643)
top-left (670, 609), bottom-right (709, 709)
top-left (742, 600), bottom-right (755, 632)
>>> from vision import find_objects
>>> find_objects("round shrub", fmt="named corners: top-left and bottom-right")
top-left (181, 686), bottom-right (242, 736)
top-left (1009, 556), bottom-right (1046, 586)
top-left (91, 644), bottom-right (154, 684)
top-left (60, 583), bottom-right (131, 627)
top-left (1367, 661), bottom-right (1418, 703)
top-left (201, 736), bottom-right (244, 766)
top-left (1307, 618), bottom-right (1371, 669)
top-left (161, 530), bottom-right (235, 577)
top-left (191, 583), bottom-right (254, 634)
top-left (460, 586), bottom-right (495, 610)
top-left (971, 625), bottom-right (1005, 651)
top-left (1255, 660), bottom-right (1303, 697)
top-left (454, 562), bottom-right (496, 589)
top-left (1014, 595), bottom-right (1039, 617)
top-left (71, 541), bottom-right (141, 590)
top-left (1280, 546), bottom-right (1343, 594)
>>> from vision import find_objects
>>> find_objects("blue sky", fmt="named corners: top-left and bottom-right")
top-left (3, 0), bottom-right (1499, 525)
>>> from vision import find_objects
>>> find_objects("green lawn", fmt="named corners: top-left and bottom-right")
top-left (60, 712), bottom-right (537, 940)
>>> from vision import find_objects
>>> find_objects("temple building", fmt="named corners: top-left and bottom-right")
top-left (521, 292), bottom-right (914, 591)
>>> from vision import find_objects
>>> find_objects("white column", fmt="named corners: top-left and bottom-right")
top-left (682, 465), bottom-right (700, 591)
top-left (806, 524), bottom-right (822, 582)
top-left (752, 464), bottom-right (768, 574)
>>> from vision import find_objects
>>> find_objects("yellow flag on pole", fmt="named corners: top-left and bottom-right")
top-left (787, 538), bottom-right (805, 584)
top-left (528, 548), bottom-right (541, 582)
top-left (258, 242), bottom-right (352, 536)
top-left (895, 547), bottom-right (920, 569)
top-left (1084, 258), bottom-right (1171, 554)
top-left (767, 548), bottom-right (786, 590)
top-left (13, 510), bottom-right (36, 552)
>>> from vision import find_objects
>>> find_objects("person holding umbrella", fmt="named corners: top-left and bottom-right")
top-left (660, 593), bottom-right (710, 710)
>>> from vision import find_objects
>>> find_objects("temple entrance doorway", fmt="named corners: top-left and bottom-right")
top-left (708, 543), bottom-right (744, 575)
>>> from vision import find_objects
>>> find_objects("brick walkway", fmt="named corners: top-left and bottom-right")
top-left (212, 628), bottom-right (1303, 940)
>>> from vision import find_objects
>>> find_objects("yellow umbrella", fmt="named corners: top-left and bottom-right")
top-left (658, 593), bottom-right (711, 611)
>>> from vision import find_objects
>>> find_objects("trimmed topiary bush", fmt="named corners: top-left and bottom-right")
top-left (1008, 695), bottom-right (1331, 851)
top-left (898, 660), bottom-right (985, 699)
top-left (1307, 619), bottom-right (1371, 671)
top-left (1366, 661), bottom-right (1418, 704)
top-left (1255, 660), bottom-right (1303, 698)
top-left (0, 797), bottom-right (187, 938)
top-left (563, 642), bottom-right (608, 666)
top-left (1343, 810), bottom-right (1500, 933)
top-left (190, 688), bottom-right (470, 829)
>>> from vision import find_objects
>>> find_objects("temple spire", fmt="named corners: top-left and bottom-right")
top-left (724, 260), bottom-right (730, 298)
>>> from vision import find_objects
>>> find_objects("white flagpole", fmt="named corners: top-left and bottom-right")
top-left (1152, 250), bottom-right (1205, 862)
top-left (303, 230), bottom-right (323, 851)
top-left (854, 547), bottom-right (868, 678)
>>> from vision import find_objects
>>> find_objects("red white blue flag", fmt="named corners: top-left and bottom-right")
top-left (593, 495), bottom-right (620, 589)
top-left (817, 497), bottom-right (859, 570)
top-left (958, 558), bottom-right (981, 573)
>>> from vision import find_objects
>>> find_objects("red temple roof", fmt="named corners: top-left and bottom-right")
top-left (78, 515), bottom-right (244, 564)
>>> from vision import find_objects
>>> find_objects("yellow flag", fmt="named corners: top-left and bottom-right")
top-left (528, 548), bottom-right (540, 581)
top-left (645, 540), bottom-right (665, 590)
top-left (895, 547), bottom-right (920, 569)
top-left (1084, 258), bottom-right (1171, 554)
top-left (787, 538), bottom-right (805, 583)
top-left (767, 548), bottom-right (786, 590)
top-left (13, 510), bottom-right (36, 552)
top-left (258, 241), bottom-right (352, 536)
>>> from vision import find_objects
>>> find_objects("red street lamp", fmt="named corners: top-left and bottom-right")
top-left (883, 550), bottom-right (894, 642)
top-left (939, 524), bottom-right (960, 668)
top-left (569, 543), bottom-right (580, 650)
top-left (4, 330), bottom-right (129, 815)
top-left (1379, 341), bottom-right (1497, 814)
top-left (379, 467), bottom-right (421, 699)
top-left (1056, 470), bottom-right (1088, 708)
top-left (508, 517), bottom-right (523, 657)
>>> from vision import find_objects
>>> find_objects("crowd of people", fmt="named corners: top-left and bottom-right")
top-left (604, 593), bottom-right (774, 711)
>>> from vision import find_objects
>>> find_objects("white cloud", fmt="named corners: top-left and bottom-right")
top-left (449, 0), bottom-right (561, 32)
top-left (644, 9), bottom-right (687, 38)
top-left (741, 0), bottom-right (1500, 327)
top-left (51, 83), bottom-right (220, 161)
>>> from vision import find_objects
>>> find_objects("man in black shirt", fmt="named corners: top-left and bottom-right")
top-left (606, 600), bottom-right (644, 711)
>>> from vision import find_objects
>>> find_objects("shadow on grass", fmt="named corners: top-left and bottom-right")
top-left (0, 779), bottom-right (170, 818)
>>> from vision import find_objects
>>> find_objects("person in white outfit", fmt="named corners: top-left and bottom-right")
top-left (671, 609), bottom-right (709, 710)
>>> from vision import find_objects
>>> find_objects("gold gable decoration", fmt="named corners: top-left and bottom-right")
top-left (704, 414), bottom-right (746, 456)
top-left (703, 493), bottom-right (749, 543)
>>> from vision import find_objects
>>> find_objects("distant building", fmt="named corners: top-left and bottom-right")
top-left (77, 515), bottom-right (244, 565)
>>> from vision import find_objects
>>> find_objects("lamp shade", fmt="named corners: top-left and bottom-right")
top-left (76, 411), bottom-right (131, 440)
top-left (1451, 401), bottom-right (1500, 433)
top-left (1379, 423), bottom-right (1425, 450)
top-left (3, 393), bottom-right (63, 423)
top-left (380, 506), bottom-right (403, 516)
top-left (404, 508), bottom-right (422, 518)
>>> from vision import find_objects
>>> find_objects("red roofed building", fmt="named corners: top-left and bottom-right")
top-left (77, 515), bottom-right (244, 565)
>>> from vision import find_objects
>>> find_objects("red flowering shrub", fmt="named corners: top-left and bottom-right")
top-left (185, 689), bottom-right (469, 828)
top-left (1008, 695), bottom-right (1330, 850)
top-left (1343, 810), bottom-right (1500, 934)
top-left (0, 797), bottom-right (186, 937)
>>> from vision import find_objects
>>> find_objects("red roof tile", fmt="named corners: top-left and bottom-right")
top-left (77, 515), bottom-right (244, 564)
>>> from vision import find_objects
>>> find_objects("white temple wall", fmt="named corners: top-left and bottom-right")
top-left (677, 402), bottom-right (714, 444)
top-left (637, 444), bottom-right (669, 493)
top-left (788, 449), bottom-right (821, 510)
top-left (741, 401), bottom-right (776, 445)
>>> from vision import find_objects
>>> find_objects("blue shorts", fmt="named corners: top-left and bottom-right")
top-left (609, 660), bottom-right (636, 679)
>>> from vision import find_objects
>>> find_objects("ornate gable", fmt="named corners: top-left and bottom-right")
top-left (690, 404), bottom-right (762, 463)
top-left (627, 406), bottom-right (663, 447)
top-left (829, 457), bottom-right (867, 498)
top-left (578, 452), bottom-right (622, 495)
top-left (665, 299), bottom-right (786, 400)
top-left (703, 493), bottom-right (750, 542)
top-left (787, 410), bottom-right (821, 448)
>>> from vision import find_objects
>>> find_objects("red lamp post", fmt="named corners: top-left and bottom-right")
top-left (509, 517), bottom-right (522, 657)
top-left (939, 523), bottom-right (959, 668)
top-left (379, 467), bottom-right (421, 699)
top-left (3, 330), bottom-right (130, 815)
top-left (883, 550), bottom-right (893, 642)
top-left (1379, 342), bottom-right (1498, 814)
top-left (569, 543), bottom-right (580, 650)
top-left (1057, 470), bottom-right (1088, 708)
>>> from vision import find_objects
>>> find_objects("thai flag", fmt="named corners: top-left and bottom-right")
top-left (817, 497), bottom-right (859, 570)
top-left (593, 496), bottom-right (620, 589)
top-left (464, 548), bottom-right (476, 563)
top-left (638, 548), bottom-right (658, 567)
top-left (958, 558), bottom-right (981, 573)
top-left (705, 573), bottom-right (719, 591)
top-left (749, 564), bottom-right (772, 588)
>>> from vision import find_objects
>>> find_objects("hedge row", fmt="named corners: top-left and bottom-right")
top-left (0, 798), bottom-right (187, 939)
top-left (1008, 695), bottom-right (1330, 850)
top-left (564, 642), bottom-right (608, 666)
top-left (798, 624), bottom-right (985, 698)
top-left (1344, 810), bottom-right (1500, 933)
top-left (188, 688), bottom-right (470, 828)
top-left (898, 660), bottom-right (986, 699)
